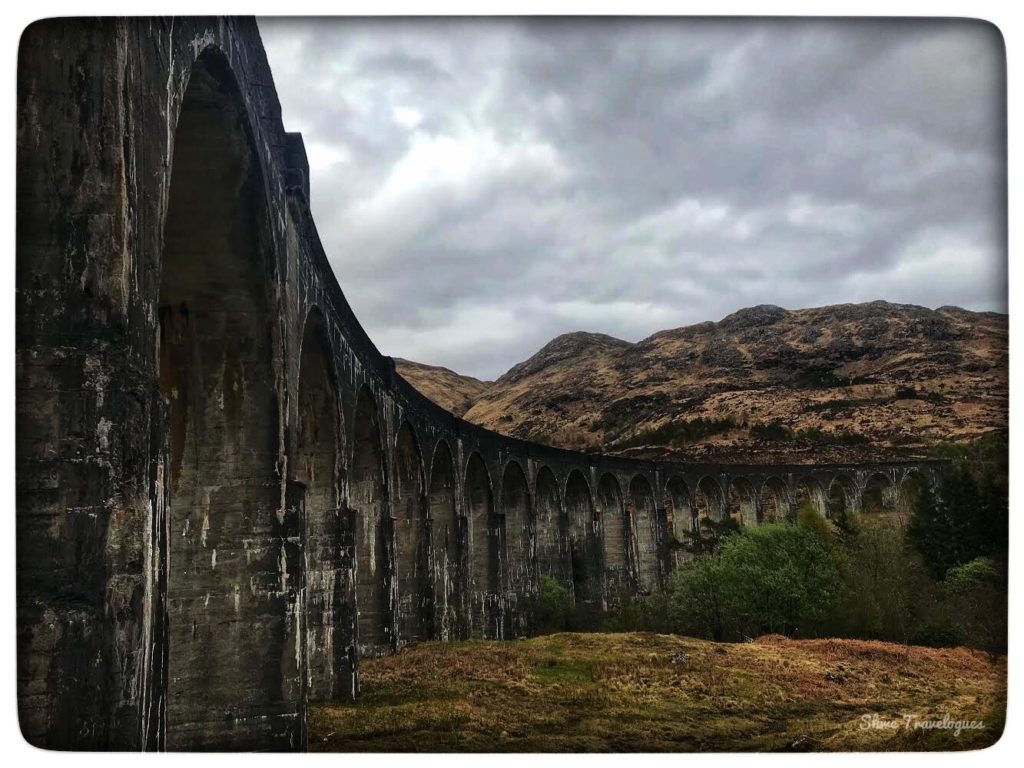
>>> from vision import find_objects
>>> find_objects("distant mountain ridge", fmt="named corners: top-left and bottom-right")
top-left (394, 301), bottom-right (1007, 463)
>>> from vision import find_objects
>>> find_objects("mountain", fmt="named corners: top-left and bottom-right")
top-left (393, 358), bottom-right (492, 417)
top-left (397, 302), bottom-right (1008, 463)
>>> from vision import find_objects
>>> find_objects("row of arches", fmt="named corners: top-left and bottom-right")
top-left (151, 47), bottom-right (932, 750)
top-left (297, 356), bottom-right (934, 659)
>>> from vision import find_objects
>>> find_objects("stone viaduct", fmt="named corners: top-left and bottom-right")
top-left (15, 17), bottom-right (946, 751)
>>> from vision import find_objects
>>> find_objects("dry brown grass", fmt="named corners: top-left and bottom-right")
top-left (309, 632), bottom-right (1005, 752)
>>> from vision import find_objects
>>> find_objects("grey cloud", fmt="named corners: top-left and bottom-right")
top-left (258, 17), bottom-right (1006, 380)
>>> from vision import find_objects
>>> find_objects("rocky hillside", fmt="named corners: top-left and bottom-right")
top-left (394, 358), bottom-right (492, 417)
top-left (397, 302), bottom-right (1007, 463)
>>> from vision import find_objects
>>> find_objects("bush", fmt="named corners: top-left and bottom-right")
top-left (662, 554), bottom-right (729, 640)
top-left (833, 525), bottom-right (940, 643)
top-left (681, 515), bottom-right (741, 555)
top-left (611, 416), bottom-right (737, 449)
top-left (943, 557), bottom-right (1007, 656)
top-left (534, 575), bottom-right (574, 634)
top-left (906, 463), bottom-right (1008, 579)
top-left (717, 523), bottom-right (844, 638)
top-left (750, 421), bottom-right (793, 441)
top-left (662, 523), bottom-right (845, 641)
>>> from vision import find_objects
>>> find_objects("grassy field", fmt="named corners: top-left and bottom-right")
top-left (309, 632), bottom-right (1005, 752)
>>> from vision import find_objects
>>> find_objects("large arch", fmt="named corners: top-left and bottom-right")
top-left (535, 467), bottom-right (570, 591)
top-left (157, 49), bottom-right (294, 750)
top-left (351, 387), bottom-right (392, 655)
top-left (296, 310), bottom-right (345, 701)
top-left (758, 476), bottom-right (790, 523)
top-left (501, 461), bottom-right (533, 637)
top-left (465, 453), bottom-right (500, 639)
top-left (565, 470), bottom-right (600, 605)
top-left (794, 476), bottom-right (828, 519)
top-left (862, 472), bottom-right (898, 521)
top-left (726, 477), bottom-right (758, 527)
top-left (898, 470), bottom-right (928, 522)
top-left (828, 474), bottom-right (857, 520)
top-left (628, 475), bottom-right (660, 593)
top-left (663, 476), bottom-right (692, 569)
top-left (393, 423), bottom-right (428, 645)
top-left (427, 440), bottom-right (459, 640)
top-left (597, 473), bottom-right (629, 593)
top-left (694, 476), bottom-right (726, 522)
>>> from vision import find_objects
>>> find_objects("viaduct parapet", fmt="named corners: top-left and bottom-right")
top-left (15, 17), bottom-right (946, 751)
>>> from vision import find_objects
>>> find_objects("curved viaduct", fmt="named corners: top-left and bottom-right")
top-left (15, 18), bottom-right (946, 751)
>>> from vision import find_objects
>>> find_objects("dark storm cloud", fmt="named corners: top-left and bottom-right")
top-left (258, 17), bottom-right (1006, 380)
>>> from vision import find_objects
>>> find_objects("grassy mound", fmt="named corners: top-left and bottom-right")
top-left (310, 632), bottom-right (1005, 752)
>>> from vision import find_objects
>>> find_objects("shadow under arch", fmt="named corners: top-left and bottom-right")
top-left (897, 468), bottom-right (929, 520)
top-left (501, 460), bottom-right (533, 637)
top-left (535, 466), bottom-right (570, 591)
top-left (156, 46), bottom-right (296, 750)
top-left (464, 452), bottom-right (500, 639)
top-left (295, 307), bottom-right (350, 702)
top-left (862, 472), bottom-right (898, 518)
top-left (794, 476), bottom-right (828, 519)
top-left (663, 476), bottom-right (692, 569)
top-left (828, 474), bottom-right (857, 520)
top-left (596, 473), bottom-right (629, 596)
top-left (758, 476), bottom-right (790, 523)
top-left (565, 470), bottom-right (601, 606)
top-left (726, 476), bottom-right (758, 527)
top-left (426, 439), bottom-right (459, 640)
top-left (351, 385), bottom-right (392, 656)
top-left (393, 421), bottom-right (428, 645)
top-left (694, 476), bottom-right (726, 523)
top-left (628, 475), bottom-right (660, 593)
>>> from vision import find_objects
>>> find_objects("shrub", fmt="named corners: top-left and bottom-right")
top-left (717, 523), bottom-right (844, 639)
top-left (533, 575), bottom-right (574, 634)
top-left (943, 557), bottom-right (1007, 656)
top-left (750, 421), bottom-right (793, 441)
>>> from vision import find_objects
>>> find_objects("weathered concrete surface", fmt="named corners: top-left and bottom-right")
top-left (16, 16), bottom-right (946, 752)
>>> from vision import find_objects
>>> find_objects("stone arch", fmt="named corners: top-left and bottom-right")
top-left (597, 473), bottom-right (628, 580)
top-left (464, 452), bottom-right (500, 639)
top-left (694, 476), bottom-right (726, 522)
top-left (862, 472), bottom-right (897, 518)
top-left (535, 466), bottom-right (570, 590)
top-left (393, 422), bottom-right (428, 645)
top-left (501, 460), bottom-right (533, 637)
top-left (726, 477), bottom-right (758, 527)
top-left (827, 474), bottom-right (857, 519)
top-left (295, 308), bottom-right (345, 701)
top-left (898, 469), bottom-right (929, 521)
top-left (157, 48), bottom-right (292, 749)
top-left (351, 386), bottom-right (391, 655)
top-left (427, 439), bottom-right (459, 640)
top-left (565, 470), bottom-right (600, 605)
top-left (628, 475), bottom-right (660, 593)
top-left (757, 476), bottom-right (790, 523)
top-left (663, 476), bottom-right (692, 569)
top-left (794, 476), bottom-right (828, 519)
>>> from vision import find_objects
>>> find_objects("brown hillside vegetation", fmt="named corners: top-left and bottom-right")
top-left (394, 357), bottom-right (492, 417)
top-left (310, 632), bottom-right (1005, 752)
top-left (398, 302), bottom-right (1007, 463)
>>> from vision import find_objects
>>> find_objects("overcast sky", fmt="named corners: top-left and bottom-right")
top-left (258, 18), bottom-right (1006, 380)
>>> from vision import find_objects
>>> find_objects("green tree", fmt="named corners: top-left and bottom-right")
top-left (835, 524), bottom-right (943, 644)
top-left (906, 464), bottom-right (1008, 579)
top-left (717, 523), bottom-right (844, 638)
top-left (662, 554), bottom-right (728, 641)
top-left (681, 515), bottom-right (740, 555)
top-left (533, 575), bottom-right (573, 634)
top-left (944, 556), bottom-right (1007, 656)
